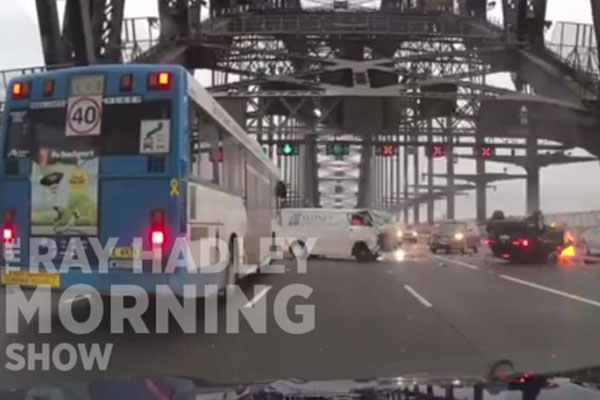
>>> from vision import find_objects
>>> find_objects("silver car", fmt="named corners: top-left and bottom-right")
top-left (580, 226), bottom-right (600, 256)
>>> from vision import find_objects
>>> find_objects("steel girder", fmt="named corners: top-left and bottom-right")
top-left (501, 0), bottom-right (547, 45)
top-left (199, 11), bottom-right (505, 41)
top-left (35, 0), bottom-right (126, 65)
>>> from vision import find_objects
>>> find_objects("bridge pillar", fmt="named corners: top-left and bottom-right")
top-left (396, 141), bottom-right (402, 215)
top-left (403, 140), bottom-right (409, 222)
top-left (446, 117), bottom-right (455, 220)
top-left (304, 135), bottom-right (319, 207)
top-left (592, 0), bottom-right (600, 97)
top-left (526, 166), bottom-right (540, 214)
top-left (526, 132), bottom-right (540, 214)
top-left (475, 129), bottom-right (487, 223)
top-left (413, 146), bottom-right (420, 224)
top-left (357, 143), bottom-right (373, 208)
top-left (427, 120), bottom-right (435, 225)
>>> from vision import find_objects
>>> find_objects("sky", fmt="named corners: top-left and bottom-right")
top-left (1, 0), bottom-right (598, 219)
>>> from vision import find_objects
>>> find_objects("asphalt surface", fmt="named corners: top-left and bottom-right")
top-left (1, 244), bottom-right (600, 389)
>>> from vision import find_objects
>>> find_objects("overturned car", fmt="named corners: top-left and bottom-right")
top-left (485, 211), bottom-right (566, 263)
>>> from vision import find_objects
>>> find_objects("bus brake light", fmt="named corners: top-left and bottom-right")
top-left (151, 230), bottom-right (165, 246)
top-left (3, 209), bottom-right (15, 243)
top-left (43, 79), bottom-right (55, 97)
top-left (148, 72), bottom-right (171, 90)
top-left (120, 74), bottom-right (134, 92)
top-left (12, 81), bottom-right (31, 99)
top-left (150, 209), bottom-right (165, 246)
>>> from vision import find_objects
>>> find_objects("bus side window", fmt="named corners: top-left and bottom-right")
top-left (188, 99), bottom-right (219, 184)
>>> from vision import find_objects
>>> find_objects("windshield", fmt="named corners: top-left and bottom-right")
top-left (4, 101), bottom-right (171, 158)
top-left (4, 1), bottom-right (600, 396)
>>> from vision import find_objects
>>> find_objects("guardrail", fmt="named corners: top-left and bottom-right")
top-left (544, 21), bottom-right (599, 90)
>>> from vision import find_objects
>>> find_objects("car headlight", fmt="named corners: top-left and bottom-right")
top-left (454, 232), bottom-right (465, 241)
top-left (411, 231), bottom-right (418, 237)
top-left (396, 230), bottom-right (403, 238)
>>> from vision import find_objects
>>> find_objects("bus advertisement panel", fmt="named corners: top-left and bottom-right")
top-left (30, 148), bottom-right (98, 236)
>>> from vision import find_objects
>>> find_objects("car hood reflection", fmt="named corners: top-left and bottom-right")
top-left (2, 373), bottom-right (600, 400)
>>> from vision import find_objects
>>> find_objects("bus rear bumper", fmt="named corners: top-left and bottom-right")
top-left (0, 267), bottom-right (225, 298)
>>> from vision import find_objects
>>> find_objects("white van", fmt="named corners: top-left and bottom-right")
top-left (277, 208), bottom-right (381, 262)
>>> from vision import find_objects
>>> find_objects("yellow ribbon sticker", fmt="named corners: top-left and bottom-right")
top-left (170, 178), bottom-right (180, 197)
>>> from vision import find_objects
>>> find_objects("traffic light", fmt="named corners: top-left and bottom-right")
top-left (426, 144), bottom-right (448, 158)
top-left (326, 142), bottom-right (350, 157)
top-left (278, 142), bottom-right (298, 156)
top-left (476, 145), bottom-right (495, 159)
top-left (376, 143), bottom-right (398, 156)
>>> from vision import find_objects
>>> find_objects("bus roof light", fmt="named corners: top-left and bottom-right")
top-left (43, 79), bottom-right (55, 97)
top-left (148, 72), bottom-right (171, 90)
top-left (12, 81), bottom-right (30, 99)
top-left (120, 74), bottom-right (134, 92)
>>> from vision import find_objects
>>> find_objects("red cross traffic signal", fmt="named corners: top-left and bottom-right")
top-left (477, 145), bottom-right (495, 158)
top-left (376, 144), bottom-right (398, 156)
top-left (426, 145), bottom-right (448, 158)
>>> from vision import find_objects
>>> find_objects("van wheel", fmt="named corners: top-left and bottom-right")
top-left (354, 243), bottom-right (375, 262)
top-left (472, 246), bottom-right (479, 254)
top-left (289, 240), bottom-right (307, 259)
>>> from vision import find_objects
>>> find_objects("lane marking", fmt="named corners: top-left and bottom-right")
top-left (499, 274), bottom-right (600, 308)
top-left (404, 285), bottom-right (433, 308)
top-left (244, 286), bottom-right (271, 308)
top-left (432, 255), bottom-right (480, 270)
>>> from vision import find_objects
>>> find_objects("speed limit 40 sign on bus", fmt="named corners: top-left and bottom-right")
top-left (65, 96), bottom-right (102, 137)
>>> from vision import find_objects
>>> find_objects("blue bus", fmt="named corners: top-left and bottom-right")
top-left (0, 64), bottom-right (281, 297)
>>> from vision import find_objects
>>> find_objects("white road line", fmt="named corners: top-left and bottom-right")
top-left (404, 285), bottom-right (433, 308)
top-left (499, 274), bottom-right (600, 308)
top-left (244, 286), bottom-right (272, 308)
top-left (432, 255), bottom-right (480, 270)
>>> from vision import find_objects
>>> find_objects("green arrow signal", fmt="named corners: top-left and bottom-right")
top-left (282, 143), bottom-right (294, 155)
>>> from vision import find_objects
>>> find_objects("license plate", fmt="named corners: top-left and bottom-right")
top-left (1, 270), bottom-right (60, 288)
top-left (500, 235), bottom-right (510, 241)
top-left (111, 246), bottom-right (140, 259)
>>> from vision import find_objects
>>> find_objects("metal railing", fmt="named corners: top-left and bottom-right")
top-left (121, 17), bottom-right (161, 62)
top-left (545, 21), bottom-right (599, 87)
top-left (202, 12), bottom-right (502, 39)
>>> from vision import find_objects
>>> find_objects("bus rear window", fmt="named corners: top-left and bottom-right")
top-left (4, 101), bottom-right (171, 158)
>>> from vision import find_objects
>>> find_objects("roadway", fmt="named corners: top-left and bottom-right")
top-left (1, 244), bottom-right (600, 389)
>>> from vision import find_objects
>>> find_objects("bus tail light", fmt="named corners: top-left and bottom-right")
top-left (120, 74), bottom-right (134, 92)
top-left (3, 209), bottom-right (15, 243)
top-left (43, 79), bottom-right (55, 97)
top-left (147, 72), bottom-right (171, 90)
top-left (152, 230), bottom-right (165, 246)
top-left (12, 81), bottom-right (31, 99)
top-left (150, 209), bottom-right (165, 246)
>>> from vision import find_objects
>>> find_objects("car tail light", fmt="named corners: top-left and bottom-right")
top-left (147, 72), bottom-right (171, 90)
top-left (512, 238), bottom-right (531, 247)
top-left (12, 81), bottom-right (31, 99)
top-left (150, 209), bottom-right (165, 246)
top-left (120, 74), bottom-right (134, 92)
top-left (3, 209), bottom-right (15, 243)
